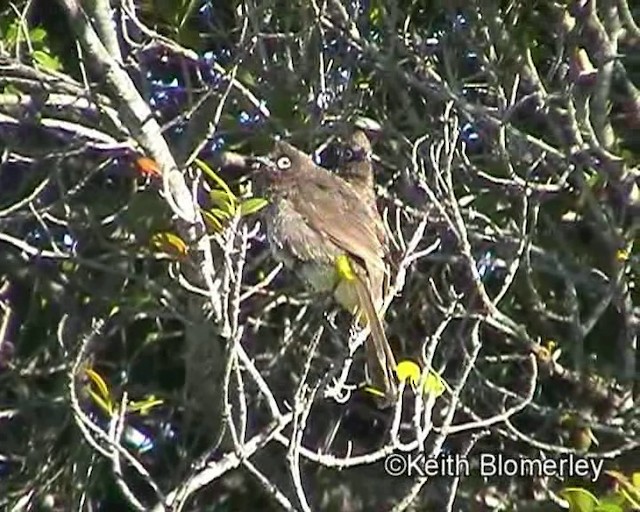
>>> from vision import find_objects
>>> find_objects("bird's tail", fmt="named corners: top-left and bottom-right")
top-left (351, 275), bottom-right (398, 408)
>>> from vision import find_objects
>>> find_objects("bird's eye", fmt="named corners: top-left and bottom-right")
top-left (276, 156), bottom-right (292, 170)
top-left (343, 148), bottom-right (354, 161)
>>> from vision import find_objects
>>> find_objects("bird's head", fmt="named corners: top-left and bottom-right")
top-left (249, 140), bottom-right (316, 195)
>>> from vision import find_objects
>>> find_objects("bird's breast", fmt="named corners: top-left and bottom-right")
top-left (264, 198), bottom-right (341, 294)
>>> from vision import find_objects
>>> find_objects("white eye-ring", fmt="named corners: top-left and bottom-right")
top-left (276, 155), bottom-right (292, 170)
top-left (343, 148), bottom-right (354, 160)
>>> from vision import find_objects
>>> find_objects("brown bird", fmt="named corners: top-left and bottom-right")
top-left (334, 129), bottom-right (389, 257)
top-left (335, 128), bottom-right (396, 368)
top-left (253, 140), bottom-right (398, 408)
top-left (336, 129), bottom-right (377, 211)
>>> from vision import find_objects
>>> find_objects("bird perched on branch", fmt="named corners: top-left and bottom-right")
top-left (334, 127), bottom-right (392, 263)
top-left (252, 140), bottom-right (397, 408)
top-left (336, 129), bottom-right (378, 211)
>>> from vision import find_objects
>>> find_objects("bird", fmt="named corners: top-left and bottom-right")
top-left (252, 140), bottom-right (398, 408)
top-left (335, 129), bottom-right (377, 212)
top-left (334, 129), bottom-right (390, 264)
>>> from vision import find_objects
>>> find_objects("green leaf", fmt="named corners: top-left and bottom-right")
top-left (209, 189), bottom-right (237, 213)
top-left (202, 209), bottom-right (224, 232)
top-left (5, 21), bottom-right (19, 47)
top-left (150, 231), bottom-right (188, 258)
top-left (195, 158), bottom-right (237, 202)
top-left (29, 26), bottom-right (47, 43)
top-left (127, 395), bottom-right (164, 415)
top-left (237, 68), bottom-right (257, 88)
top-left (85, 368), bottom-right (115, 416)
top-left (239, 197), bottom-right (268, 217)
top-left (2, 84), bottom-right (21, 95)
top-left (423, 370), bottom-right (446, 398)
top-left (606, 471), bottom-right (640, 507)
top-left (369, 4), bottom-right (382, 25)
top-left (559, 488), bottom-right (599, 512)
top-left (593, 504), bottom-right (623, 512)
top-left (598, 493), bottom-right (627, 509)
top-left (210, 207), bottom-right (233, 221)
top-left (33, 50), bottom-right (61, 71)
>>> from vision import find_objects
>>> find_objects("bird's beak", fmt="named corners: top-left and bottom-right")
top-left (248, 155), bottom-right (272, 174)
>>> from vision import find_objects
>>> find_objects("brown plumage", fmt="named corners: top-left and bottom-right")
top-left (335, 129), bottom-right (388, 256)
top-left (254, 140), bottom-right (397, 408)
top-left (336, 130), bottom-right (376, 208)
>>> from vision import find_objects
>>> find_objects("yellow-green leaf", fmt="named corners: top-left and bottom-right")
top-left (29, 27), bottom-right (47, 43)
top-left (618, 488), bottom-right (640, 510)
top-left (195, 158), bottom-right (237, 202)
top-left (33, 50), bottom-right (61, 71)
top-left (85, 368), bottom-right (110, 402)
top-left (423, 370), bottom-right (446, 398)
top-left (210, 207), bottom-right (233, 221)
top-left (606, 471), bottom-right (640, 508)
top-left (202, 209), bottom-right (224, 233)
top-left (150, 232), bottom-right (188, 258)
top-left (237, 69), bottom-right (257, 88)
top-left (363, 384), bottom-right (386, 399)
top-left (3, 83), bottom-right (21, 96)
top-left (85, 368), bottom-right (114, 415)
top-left (127, 395), bottom-right (164, 415)
top-left (593, 502), bottom-right (623, 512)
top-left (87, 388), bottom-right (115, 416)
top-left (240, 197), bottom-right (268, 217)
top-left (209, 189), bottom-right (237, 212)
top-left (559, 488), bottom-right (599, 512)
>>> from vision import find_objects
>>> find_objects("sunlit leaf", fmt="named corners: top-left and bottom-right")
top-left (369, 4), bottom-right (382, 25)
top-left (85, 368), bottom-right (110, 403)
top-left (87, 389), bottom-right (114, 416)
top-left (29, 27), bottom-right (47, 43)
top-left (240, 197), bottom-right (268, 217)
top-left (150, 232), bottom-right (188, 258)
top-left (127, 395), bottom-right (164, 415)
top-left (597, 493), bottom-right (627, 510)
top-left (202, 209), bottom-right (224, 233)
top-left (85, 368), bottom-right (114, 416)
top-left (559, 487), bottom-right (599, 512)
top-left (363, 384), bottom-right (386, 399)
top-left (606, 471), bottom-right (640, 509)
top-left (616, 249), bottom-right (629, 262)
top-left (2, 83), bottom-right (21, 95)
top-left (593, 503), bottom-right (623, 512)
top-left (210, 207), bottom-right (233, 221)
top-left (5, 20), bottom-right (20, 47)
top-left (423, 370), bottom-right (446, 398)
top-left (195, 158), bottom-right (237, 202)
top-left (33, 50), bottom-right (61, 71)
top-left (396, 360), bottom-right (421, 387)
top-left (209, 189), bottom-right (237, 213)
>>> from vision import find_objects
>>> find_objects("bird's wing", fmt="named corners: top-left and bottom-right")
top-left (265, 199), bottom-right (339, 265)
top-left (288, 168), bottom-right (387, 275)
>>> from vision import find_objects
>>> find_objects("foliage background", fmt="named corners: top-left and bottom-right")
top-left (0, 0), bottom-right (639, 510)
